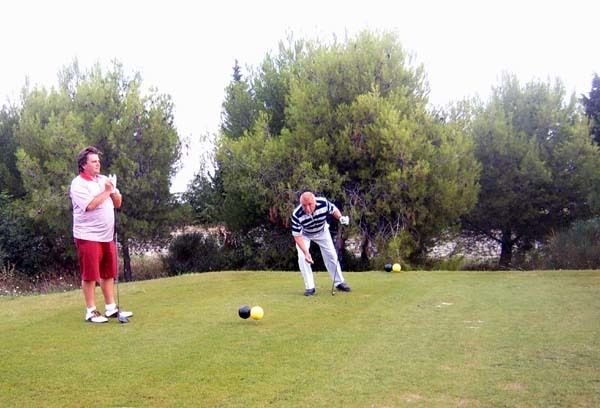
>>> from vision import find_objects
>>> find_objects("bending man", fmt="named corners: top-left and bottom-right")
top-left (291, 191), bottom-right (351, 296)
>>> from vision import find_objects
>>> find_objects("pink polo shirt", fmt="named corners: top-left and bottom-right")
top-left (69, 173), bottom-right (117, 242)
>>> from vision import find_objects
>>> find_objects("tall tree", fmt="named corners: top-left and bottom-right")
top-left (16, 61), bottom-right (182, 280)
top-left (220, 60), bottom-right (259, 139)
top-left (0, 104), bottom-right (24, 197)
top-left (207, 31), bottom-right (480, 264)
top-left (252, 38), bottom-right (305, 136)
top-left (464, 74), bottom-right (600, 266)
top-left (581, 73), bottom-right (600, 146)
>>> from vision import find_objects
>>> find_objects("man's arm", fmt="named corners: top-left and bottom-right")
top-left (332, 208), bottom-right (342, 221)
top-left (293, 235), bottom-right (314, 264)
top-left (110, 191), bottom-right (122, 209)
top-left (85, 179), bottom-right (120, 211)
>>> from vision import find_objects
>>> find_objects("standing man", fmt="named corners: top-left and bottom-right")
top-left (69, 146), bottom-right (133, 323)
top-left (291, 191), bottom-right (352, 296)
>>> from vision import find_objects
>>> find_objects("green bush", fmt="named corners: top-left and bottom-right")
top-left (0, 192), bottom-right (76, 277)
top-left (545, 218), bottom-right (600, 269)
top-left (235, 227), bottom-right (297, 271)
top-left (339, 249), bottom-right (371, 271)
top-left (372, 231), bottom-right (416, 270)
top-left (509, 247), bottom-right (546, 270)
top-left (165, 232), bottom-right (241, 275)
top-left (128, 255), bottom-right (170, 281)
top-left (242, 227), bottom-right (368, 272)
top-left (427, 256), bottom-right (466, 271)
top-left (165, 227), bottom-right (369, 274)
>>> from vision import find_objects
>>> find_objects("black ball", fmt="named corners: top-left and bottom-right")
top-left (238, 305), bottom-right (251, 319)
top-left (384, 263), bottom-right (393, 272)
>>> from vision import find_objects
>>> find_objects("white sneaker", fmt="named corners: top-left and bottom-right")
top-left (105, 306), bottom-right (133, 319)
top-left (86, 309), bottom-right (108, 323)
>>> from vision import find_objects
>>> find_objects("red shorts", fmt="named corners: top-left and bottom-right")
top-left (75, 239), bottom-right (117, 281)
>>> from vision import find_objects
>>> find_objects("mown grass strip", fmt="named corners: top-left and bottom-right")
top-left (1, 270), bottom-right (598, 407)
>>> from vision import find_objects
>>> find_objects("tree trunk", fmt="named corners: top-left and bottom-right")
top-left (360, 233), bottom-right (371, 261)
top-left (122, 240), bottom-right (133, 282)
top-left (499, 229), bottom-right (513, 268)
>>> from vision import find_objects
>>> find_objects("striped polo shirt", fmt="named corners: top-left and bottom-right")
top-left (291, 197), bottom-right (337, 237)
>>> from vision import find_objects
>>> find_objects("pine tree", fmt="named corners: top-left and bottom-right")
top-left (582, 73), bottom-right (600, 146)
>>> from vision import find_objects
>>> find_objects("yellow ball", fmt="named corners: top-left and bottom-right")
top-left (392, 263), bottom-right (401, 272)
top-left (250, 306), bottom-right (264, 320)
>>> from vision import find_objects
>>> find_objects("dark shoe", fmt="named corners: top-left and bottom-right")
top-left (304, 288), bottom-right (316, 296)
top-left (335, 282), bottom-right (352, 292)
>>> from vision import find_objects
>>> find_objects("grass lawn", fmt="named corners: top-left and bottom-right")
top-left (1, 270), bottom-right (599, 407)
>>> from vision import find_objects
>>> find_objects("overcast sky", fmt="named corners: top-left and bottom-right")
top-left (2, 0), bottom-right (598, 192)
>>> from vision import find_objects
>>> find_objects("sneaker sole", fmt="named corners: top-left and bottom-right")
top-left (106, 313), bottom-right (134, 318)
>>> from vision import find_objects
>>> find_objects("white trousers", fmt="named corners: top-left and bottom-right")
top-left (296, 224), bottom-right (345, 289)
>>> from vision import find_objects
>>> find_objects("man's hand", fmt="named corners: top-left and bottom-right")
top-left (108, 174), bottom-right (117, 191)
top-left (104, 179), bottom-right (113, 193)
top-left (339, 215), bottom-right (350, 225)
top-left (304, 252), bottom-right (314, 264)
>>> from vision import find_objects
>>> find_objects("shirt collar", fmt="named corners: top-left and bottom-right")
top-left (79, 172), bottom-right (95, 181)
